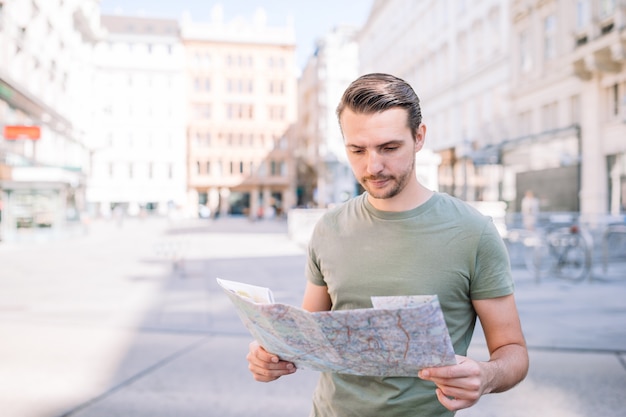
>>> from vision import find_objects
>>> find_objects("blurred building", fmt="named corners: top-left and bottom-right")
top-left (359, 0), bottom-right (511, 207)
top-left (91, 15), bottom-right (187, 219)
top-left (509, 0), bottom-right (626, 219)
top-left (359, 0), bottom-right (626, 219)
top-left (297, 25), bottom-right (360, 208)
top-left (180, 6), bottom-right (298, 218)
top-left (0, 0), bottom-right (103, 241)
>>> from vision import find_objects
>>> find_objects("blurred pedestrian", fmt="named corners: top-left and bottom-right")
top-left (521, 190), bottom-right (540, 230)
top-left (247, 73), bottom-right (528, 416)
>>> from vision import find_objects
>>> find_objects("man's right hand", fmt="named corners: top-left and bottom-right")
top-left (246, 340), bottom-right (297, 382)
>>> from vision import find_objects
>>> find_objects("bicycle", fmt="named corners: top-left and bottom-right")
top-left (521, 224), bottom-right (592, 282)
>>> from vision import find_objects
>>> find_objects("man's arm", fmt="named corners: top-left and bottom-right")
top-left (472, 294), bottom-right (529, 393)
top-left (301, 281), bottom-right (332, 312)
top-left (418, 294), bottom-right (528, 411)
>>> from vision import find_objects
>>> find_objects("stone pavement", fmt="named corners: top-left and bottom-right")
top-left (0, 216), bottom-right (625, 417)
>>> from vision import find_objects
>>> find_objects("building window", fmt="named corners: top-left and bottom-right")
top-left (544, 15), bottom-right (556, 61)
top-left (457, 32), bottom-right (468, 71)
top-left (473, 21), bottom-right (483, 64)
top-left (517, 110), bottom-right (532, 137)
top-left (269, 80), bottom-right (285, 94)
top-left (270, 160), bottom-right (285, 176)
top-left (519, 29), bottom-right (532, 73)
top-left (607, 153), bottom-right (626, 215)
top-left (608, 83), bottom-right (621, 119)
top-left (269, 105), bottom-right (286, 121)
top-left (227, 78), bottom-right (253, 93)
top-left (599, 0), bottom-right (616, 20)
top-left (569, 94), bottom-right (581, 125)
top-left (226, 104), bottom-right (254, 120)
top-left (576, 0), bottom-right (591, 31)
top-left (194, 104), bottom-right (211, 120)
top-left (541, 101), bottom-right (558, 131)
top-left (206, 161), bottom-right (211, 175)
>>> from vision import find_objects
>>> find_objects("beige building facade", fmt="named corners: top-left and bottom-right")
top-left (359, 0), bottom-right (626, 219)
top-left (181, 7), bottom-right (298, 218)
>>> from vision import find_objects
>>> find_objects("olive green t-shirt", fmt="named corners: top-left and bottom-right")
top-left (305, 192), bottom-right (514, 417)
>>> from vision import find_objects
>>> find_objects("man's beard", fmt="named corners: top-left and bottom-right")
top-left (359, 158), bottom-right (415, 200)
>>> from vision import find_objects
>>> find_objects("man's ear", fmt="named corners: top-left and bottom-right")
top-left (415, 124), bottom-right (426, 152)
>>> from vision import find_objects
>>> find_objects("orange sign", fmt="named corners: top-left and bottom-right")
top-left (3, 125), bottom-right (41, 140)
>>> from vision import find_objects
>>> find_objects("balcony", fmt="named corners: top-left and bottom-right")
top-left (571, 3), bottom-right (626, 79)
top-left (572, 32), bottom-right (626, 79)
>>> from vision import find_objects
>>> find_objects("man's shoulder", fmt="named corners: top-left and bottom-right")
top-left (432, 193), bottom-right (492, 224)
top-left (314, 194), bottom-right (366, 230)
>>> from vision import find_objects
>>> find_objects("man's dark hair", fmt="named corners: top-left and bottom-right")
top-left (336, 73), bottom-right (422, 139)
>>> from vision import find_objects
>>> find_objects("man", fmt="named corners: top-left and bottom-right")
top-left (247, 73), bottom-right (528, 416)
top-left (521, 189), bottom-right (540, 230)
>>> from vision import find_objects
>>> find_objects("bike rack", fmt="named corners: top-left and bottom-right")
top-left (601, 224), bottom-right (626, 274)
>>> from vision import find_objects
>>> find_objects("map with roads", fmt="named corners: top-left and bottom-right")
top-left (217, 278), bottom-right (456, 377)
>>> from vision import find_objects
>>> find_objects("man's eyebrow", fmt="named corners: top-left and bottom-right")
top-left (346, 140), bottom-right (404, 148)
top-left (375, 140), bottom-right (404, 149)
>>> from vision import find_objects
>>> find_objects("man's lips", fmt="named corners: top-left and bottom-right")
top-left (366, 177), bottom-right (391, 187)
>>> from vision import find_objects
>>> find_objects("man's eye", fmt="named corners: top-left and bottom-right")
top-left (350, 149), bottom-right (365, 154)
top-left (383, 146), bottom-right (399, 152)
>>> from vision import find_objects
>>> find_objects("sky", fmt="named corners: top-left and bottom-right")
top-left (99, 0), bottom-right (374, 69)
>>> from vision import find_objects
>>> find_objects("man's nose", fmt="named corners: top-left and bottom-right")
top-left (366, 152), bottom-right (384, 174)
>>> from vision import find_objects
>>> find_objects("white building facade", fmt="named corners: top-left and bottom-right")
top-left (510, 0), bottom-right (626, 220)
top-left (0, 0), bottom-right (103, 241)
top-left (297, 25), bottom-right (360, 208)
top-left (359, 0), bottom-right (626, 219)
top-left (90, 15), bottom-right (187, 218)
top-left (359, 0), bottom-right (511, 207)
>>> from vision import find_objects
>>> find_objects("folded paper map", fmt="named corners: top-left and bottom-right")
top-left (217, 278), bottom-right (456, 377)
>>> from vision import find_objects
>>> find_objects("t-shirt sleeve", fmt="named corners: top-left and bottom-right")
top-left (470, 219), bottom-right (514, 300)
top-left (305, 222), bottom-right (327, 287)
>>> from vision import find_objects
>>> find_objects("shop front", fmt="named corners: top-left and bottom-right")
top-left (0, 166), bottom-right (86, 242)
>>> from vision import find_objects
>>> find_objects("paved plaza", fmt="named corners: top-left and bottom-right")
top-left (0, 216), bottom-right (625, 417)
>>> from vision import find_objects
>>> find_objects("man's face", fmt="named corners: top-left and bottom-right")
top-left (340, 107), bottom-right (424, 201)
